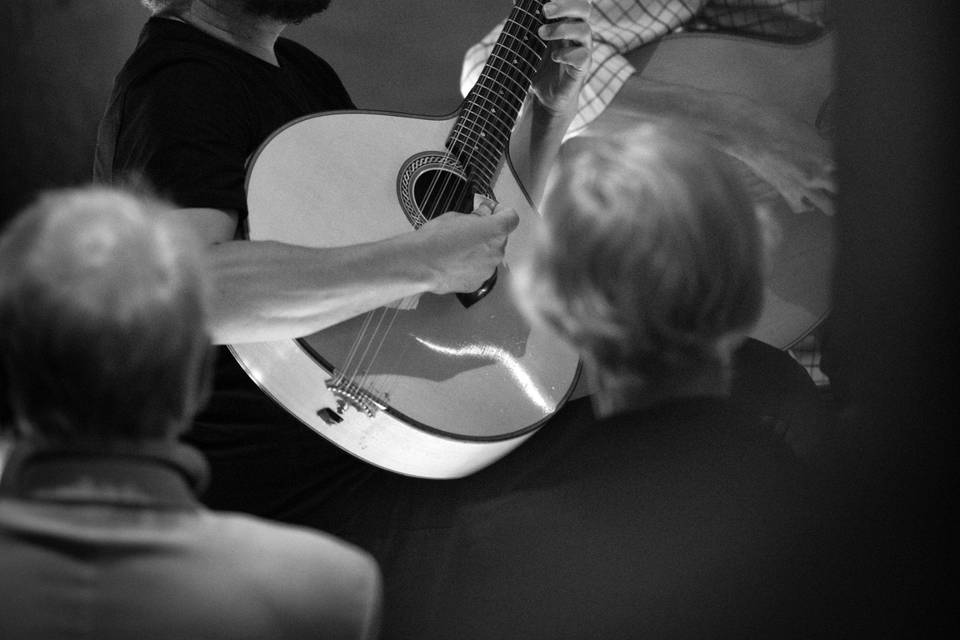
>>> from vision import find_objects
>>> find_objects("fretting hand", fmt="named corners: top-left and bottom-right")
top-left (530, 0), bottom-right (593, 117)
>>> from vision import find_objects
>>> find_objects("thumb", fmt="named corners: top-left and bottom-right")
top-left (490, 203), bottom-right (520, 232)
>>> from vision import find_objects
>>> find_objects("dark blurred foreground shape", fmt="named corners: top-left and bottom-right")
top-left (1, 0), bottom-right (956, 633)
top-left (826, 0), bottom-right (958, 634)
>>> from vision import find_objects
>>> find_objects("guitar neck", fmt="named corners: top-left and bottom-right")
top-left (447, 0), bottom-right (547, 192)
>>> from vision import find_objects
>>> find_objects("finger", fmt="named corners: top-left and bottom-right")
top-left (806, 172), bottom-right (837, 193)
top-left (491, 204), bottom-right (520, 232)
top-left (550, 45), bottom-right (591, 72)
top-left (471, 194), bottom-right (497, 215)
top-left (538, 20), bottom-right (591, 46)
top-left (802, 191), bottom-right (836, 217)
top-left (542, 0), bottom-right (593, 22)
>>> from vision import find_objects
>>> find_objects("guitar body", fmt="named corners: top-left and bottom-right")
top-left (582, 32), bottom-right (837, 349)
top-left (230, 16), bottom-right (834, 478)
top-left (232, 110), bottom-right (580, 479)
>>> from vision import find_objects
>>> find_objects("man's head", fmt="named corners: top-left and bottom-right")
top-left (513, 124), bottom-right (765, 390)
top-left (0, 187), bottom-right (211, 441)
top-left (141, 0), bottom-right (332, 24)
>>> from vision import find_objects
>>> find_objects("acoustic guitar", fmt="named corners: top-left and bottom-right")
top-left (231, 0), bottom-right (580, 479)
top-left (231, 7), bottom-right (835, 478)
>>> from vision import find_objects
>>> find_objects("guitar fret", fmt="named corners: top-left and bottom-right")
top-left (448, 130), bottom-right (503, 170)
top-left (498, 25), bottom-right (543, 60)
top-left (456, 129), bottom-right (508, 167)
top-left (448, 128), bottom-right (504, 157)
top-left (448, 0), bottom-right (547, 190)
top-left (464, 98), bottom-right (517, 136)
top-left (489, 51), bottom-right (537, 87)
top-left (463, 118), bottom-right (509, 175)
top-left (475, 67), bottom-right (531, 101)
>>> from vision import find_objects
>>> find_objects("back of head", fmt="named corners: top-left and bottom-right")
top-left (140, 0), bottom-right (193, 15)
top-left (514, 124), bottom-right (765, 388)
top-left (0, 187), bottom-right (210, 441)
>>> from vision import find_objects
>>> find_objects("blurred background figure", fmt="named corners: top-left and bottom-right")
top-left (370, 124), bottom-right (843, 639)
top-left (516, 124), bottom-right (767, 416)
top-left (0, 186), bottom-right (381, 640)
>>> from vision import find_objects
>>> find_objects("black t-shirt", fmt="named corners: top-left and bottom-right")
top-left (95, 16), bottom-right (354, 215)
top-left (378, 397), bottom-right (838, 639)
top-left (94, 18), bottom-right (356, 455)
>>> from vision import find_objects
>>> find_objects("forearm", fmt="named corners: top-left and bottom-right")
top-left (206, 235), bottom-right (432, 345)
top-left (509, 96), bottom-right (576, 205)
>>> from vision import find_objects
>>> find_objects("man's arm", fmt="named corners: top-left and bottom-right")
top-left (171, 206), bottom-right (518, 345)
top-left (508, 0), bottom-right (593, 204)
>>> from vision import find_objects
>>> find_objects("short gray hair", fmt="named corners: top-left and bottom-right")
top-left (514, 124), bottom-right (764, 384)
top-left (0, 186), bottom-right (211, 440)
top-left (140, 0), bottom-right (192, 15)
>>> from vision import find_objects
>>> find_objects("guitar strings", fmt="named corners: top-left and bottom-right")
top-left (378, 10), bottom-right (548, 404)
top-left (347, 3), bottom-right (546, 403)
top-left (334, 1), bottom-right (547, 407)
top-left (361, 6), bottom-right (544, 400)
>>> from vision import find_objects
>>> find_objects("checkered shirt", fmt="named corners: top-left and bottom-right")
top-left (460, 1), bottom-right (831, 134)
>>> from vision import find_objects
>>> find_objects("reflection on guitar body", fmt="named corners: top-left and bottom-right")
top-left (231, 0), bottom-right (580, 479)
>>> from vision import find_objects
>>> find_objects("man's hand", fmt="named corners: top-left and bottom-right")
top-left (418, 203), bottom-right (520, 294)
top-left (530, 0), bottom-right (593, 117)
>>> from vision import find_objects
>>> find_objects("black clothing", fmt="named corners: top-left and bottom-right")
top-left (95, 16), bottom-right (353, 217)
top-left (93, 20), bottom-right (833, 558)
top-left (94, 17), bottom-right (367, 522)
top-left (317, 340), bottom-right (837, 637)
top-left (372, 397), bottom-right (837, 640)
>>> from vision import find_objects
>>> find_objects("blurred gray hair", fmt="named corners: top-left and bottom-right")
top-left (140, 0), bottom-right (192, 15)
top-left (513, 124), bottom-right (765, 384)
top-left (0, 186), bottom-right (211, 440)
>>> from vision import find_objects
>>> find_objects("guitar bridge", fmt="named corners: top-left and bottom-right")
top-left (325, 377), bottom-right (386, 418)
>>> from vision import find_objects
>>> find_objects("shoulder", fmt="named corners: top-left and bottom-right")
top-left (276, 36), bottom-right (353, 100)
top-left (122, 51), bottom-right (246, 108)
top-left (114, 19), bottom-right (256, 111)
top-left (205, 510), bottom-right (379, 578)
top-left (196, 511), bottom-right (381, 637)
top-left (276, 36), bottom-right (337, 74)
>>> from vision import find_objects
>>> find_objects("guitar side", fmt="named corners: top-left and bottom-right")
top-left (231, 109), bottom-right (580, 478)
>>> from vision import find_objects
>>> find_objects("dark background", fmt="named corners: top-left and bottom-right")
top-left (1, 0), bottom-right (956, 631)
top-left (0, 0), bottom-right (504, 224)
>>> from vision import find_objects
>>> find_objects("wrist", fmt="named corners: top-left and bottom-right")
top-left (392, 226), bottom-right (444, 292)
top-left (529, 93), bottom-right (577, 129)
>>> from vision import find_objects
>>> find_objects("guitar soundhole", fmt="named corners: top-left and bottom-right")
top-left (397, 151), bottom-right (479, 228)
top-left (415, 168), bottom-right (472, 219)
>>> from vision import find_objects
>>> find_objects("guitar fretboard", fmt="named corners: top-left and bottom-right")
top-left (447, 0), bottom-right (547, 192)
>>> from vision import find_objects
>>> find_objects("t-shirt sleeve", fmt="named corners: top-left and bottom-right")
top-left (110, 60), bottom-right (254, 217)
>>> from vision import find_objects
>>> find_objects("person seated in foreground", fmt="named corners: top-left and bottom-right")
top-left (0, 187), bottom-right (380, 640)
top-left (375, 124), bottom-right (842, 639)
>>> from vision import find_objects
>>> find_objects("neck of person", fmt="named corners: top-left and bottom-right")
top-left (174, 0), bottom-right (286, 66)
top-left (589, 360), bottom-right (732, 419)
